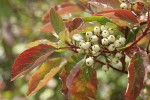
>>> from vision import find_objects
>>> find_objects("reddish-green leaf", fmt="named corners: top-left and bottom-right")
top-left (69, 66), bottom-right (98, 100)
top-left (26, 39), bottom-right (57, 49)
top-left (91, 0), bottom-right (120, 8)
top-left (11, 44), bottom-right (55, 81)
top-left (59, 54), bottom-right (84, 99)
top-left (40, 22), bottom-right (55, 33)
top-left (27, 58), bottom-right (67, 95)
top-left (125, 52), bottom-right (145, 100)
top-left (95, 10), bottom-right (138, 24)
top-left (50, 8), bottom-right (65, 34)
top-left (65, 18), bottom-right (83, 32)
top-left (42, 3), bottom-right (83, 21)
top-left (70, 21), bottom-right (101, 37)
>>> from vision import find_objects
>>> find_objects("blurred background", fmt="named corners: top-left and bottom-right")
top-left (0, 0), bottom-right (149, 100)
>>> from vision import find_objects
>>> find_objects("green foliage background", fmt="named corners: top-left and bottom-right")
top-left (0, 0), bottom-right (149, 100)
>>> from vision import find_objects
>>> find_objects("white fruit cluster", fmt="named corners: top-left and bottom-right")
top-left (120, 0), bottom-right (128, 9)
top-left (72, 24), bottom-right (126, 71)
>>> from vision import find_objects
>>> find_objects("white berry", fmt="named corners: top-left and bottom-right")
top-left (101, 38), bottom-right (109, 45)
top-left (92, 45), bottom-right (100, 52)
top-left (108, 44), bottom-right (115, 51)
top-left (115, 52), bottom-right (123, 59)
top-left (86, 31), bottom-right (93, 38)
top-left (102, 65), bottom-right (109, 72)
top-left (120, 3), bottom-right (128, 9)
top-left (91, 35), bottom-right (98, 42)
top-left (82, 42), bottom-right (91, 49)
top-left (108, 28), bottom-right (114, 34)
top-left (114, 40), bottom-right (122, 48)
top-left (86, 57), bottom-right (94, 66)
top-left (111, 58), bottom-right (119, 64)
top-left (94, 26), bottom-right (101, 35)
top-left (102, 30), bottom-right (109, 38)
top-left (101, 25), bottom-right (108, 31)
top-left (108, 35), bottom-right (116, 43)
top-left (79, 41), bottom-right (85, 48)
top-left (119, 37), bottom-right (126, 45)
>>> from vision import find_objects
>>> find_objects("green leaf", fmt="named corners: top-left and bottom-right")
top-left (125, 52), bottom-right (145, 100)
top-left (106, 22), bottom-right (123, 36)
top-left (59, 29), bottom-right (70, 42)
top-left (83, 16), bottom-right (111, 24)
top-left (27, 58), bottom-right (67, 96)
top-left (69, 66), bottom-right (98, 100)
top-left (50, 8), bottom-right (65, 34)
top-left (70, 21), bottom-right (101, 37)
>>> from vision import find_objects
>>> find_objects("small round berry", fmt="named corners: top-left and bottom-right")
top-left (101, 38), bottom-right (109, 45)
top-left (79, 41), bottom-right (85, 48)
top-left (108, 35), bottom-right (116, 42)
top-left (86, 31), bottom-right (93, 38)
top-left (111, 58), bottom-right (119, 64)
top-left (119, 37), bottom-right (126, 45)
top-left (92, 45), bottom-right (101, 52)
top-left (120, 3), bottom-right (128, 9)
top-left (115, 52), bottom-right (123, 59)
top-left (92, 51), bottom-right (100, 56)
top-left (94, 26), bottom-right (101, 35)
top-left (85, 49), bottom-right (92, 54)
top-left (91, 35), bottom-right (98, 42)
top-left (82, 42), bottom-right (91, 49)
top-left (102, 65), bottom-right (109, 72)
top-left (114, 40), bottom-right (122, 48)
top-left (108, 44), bottom-right (115, 51)
top-left (102, 30), bottom-right (109, 38)
top-left (72, 34), bottom-right (83, 41)
top-left (86, 57), bottom-right (94, 66)
top-left (108, 28), bottom-right (114, 34)
top-left (101, 25), bottom-right (108, 31)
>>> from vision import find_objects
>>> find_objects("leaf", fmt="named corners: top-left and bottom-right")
top-left (65, 18), bottom-right (83, 32)
top-left (42, 3), bottom-right (83, 21)
top-left (90, 0), bottom-right (121, 8)
top-left (66, 60), bottom-right (84, 89)
top-left (11, 44), bottom-right (55, 81)
top-left (40, 22), bottom-right (55, 33)
top-left (70, 21), bottom-right (101, 37)
top-left (59, 29), bottom-right (70, 42)
top-left (83, 16), bottom-right (111, 24)
top-left (27, 58), bottom-right (67, 95)
top-left (125, 52), bottom-right (145, 100)
top-left (95, 10), bottom-right (138, 25)
top-left (69, 66), bottom-right (98, 100)
top-left (50, 8), bottom-right (65, 34)
top-left (26, 39), bottom-right (57, 49)
top-left (59, 54), bottom-right (84, 99)
top-left (106, 22), bottom-right (123, 36)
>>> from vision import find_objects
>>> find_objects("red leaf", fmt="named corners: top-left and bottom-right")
top-left (65, 18), bottom-right (83, 32)
top-left (90, 0), bottom-right (120, 8)
top-left (40, 23), bottom-right (55, 33)
top-left (95, 9), bottom-right (138, 24)
top-left (42, 3), bottom-right (83, 21)
top-left (125, 52), bottom-right (145, 100)
top-left (59, 54), bottom-right (84, 99)
top-left (69, 66), bottom-right (98, 100)
top-left (66, 60), bottom-right (84, 89)
top-left (11, 44), bottom-right (55, 81)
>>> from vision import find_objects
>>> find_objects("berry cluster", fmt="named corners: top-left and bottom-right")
top-left (72, 24), bottom-right (126, 71)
